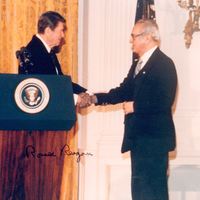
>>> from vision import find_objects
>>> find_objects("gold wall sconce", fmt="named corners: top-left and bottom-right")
top-left (177, 0), bottom-right (200, 48)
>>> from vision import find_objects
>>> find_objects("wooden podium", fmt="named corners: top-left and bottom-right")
top-left (0, 74), bottom-right (77, 200)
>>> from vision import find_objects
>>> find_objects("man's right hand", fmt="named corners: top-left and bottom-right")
top-left (77, 93), bottom-right (92, 108)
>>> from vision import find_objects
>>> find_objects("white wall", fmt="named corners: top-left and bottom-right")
top-left (78, 0), bottom-right (200, 199)
top-left (156, 1), bottom-right (200, 199)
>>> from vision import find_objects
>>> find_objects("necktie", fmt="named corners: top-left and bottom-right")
top-left (134, 59), bottom-right (143, 77)
top-left (50, 50), bottom-right (59, 74)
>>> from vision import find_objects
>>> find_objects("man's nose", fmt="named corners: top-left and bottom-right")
top-left (61, 32), bottom-right (65, 38)
top-left (129, 37), bottom-right (133, 43)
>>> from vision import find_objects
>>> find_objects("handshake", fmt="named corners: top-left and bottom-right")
top-left (76, 92), bottom-right (134, 114)
top-left (77, 92), bottom-right (97, 108)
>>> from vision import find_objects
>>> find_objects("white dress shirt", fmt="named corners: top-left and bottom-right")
top-left (139, 46), bottom-right (158, 70)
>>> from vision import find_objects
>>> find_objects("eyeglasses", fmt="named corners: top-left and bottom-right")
top-left (131, 32), bottom-right (145, 40)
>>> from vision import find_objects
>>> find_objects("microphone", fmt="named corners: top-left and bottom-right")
top-left (16, 49), bottom-right (24, 67)
top-left (16, 47), bottom-right (33, 74)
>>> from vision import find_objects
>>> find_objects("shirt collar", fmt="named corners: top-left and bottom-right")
top-left (139, 46), bottom-right (158, 68)
top-left (36, 34), bottom-right (51, 53)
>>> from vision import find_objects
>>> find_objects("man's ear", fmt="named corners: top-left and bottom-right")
top-left (44, 27), bottom-right (52, 35)
top-left (143, 34), bottom-right (151, 44)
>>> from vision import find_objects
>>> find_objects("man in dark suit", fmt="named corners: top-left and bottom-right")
top-left (18, 11), bottom-right (89, 105)
top-left (12, 11), bottom-right (89, 199)
top-left (90, 19), bottom-right (177, 200)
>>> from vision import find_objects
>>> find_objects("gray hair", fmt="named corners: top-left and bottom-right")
top-left (136, 19), bottom-right (160, 44)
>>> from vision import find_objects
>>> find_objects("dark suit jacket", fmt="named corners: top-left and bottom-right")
top-left (95, 48), bottom-right (177, 154)
top-left (18, 35), bottom-right (86, 94)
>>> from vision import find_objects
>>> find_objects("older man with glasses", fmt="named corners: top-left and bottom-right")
top-left (90, 19), bottom-right (177, 200)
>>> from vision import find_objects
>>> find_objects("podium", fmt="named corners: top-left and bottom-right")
top-left (0, 74), bottom-right (78, 199)
top-left (0, 74), bottom-right (76, 130)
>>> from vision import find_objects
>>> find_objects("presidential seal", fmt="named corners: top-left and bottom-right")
top-left (14, 78), bottom-right (50, 114)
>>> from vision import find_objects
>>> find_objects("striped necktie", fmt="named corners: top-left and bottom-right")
top-left (134, 59), bottom-right (143, 77)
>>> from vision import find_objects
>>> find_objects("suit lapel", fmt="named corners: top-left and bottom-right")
top-left (133, 48), bottom-right (160, 97)
top-left (136, 48), bottom-right (160, 77)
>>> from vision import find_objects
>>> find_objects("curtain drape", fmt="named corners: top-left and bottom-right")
top-left (0, 1), bottom-right (79, 199)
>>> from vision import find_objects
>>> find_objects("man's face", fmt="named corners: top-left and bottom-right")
top-left (130, 24), bottom-right (146, 56)
top-left (46, 22), bottom-right (66, 48)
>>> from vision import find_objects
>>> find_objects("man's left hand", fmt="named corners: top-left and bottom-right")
top-left (123, 101), bottom-right (134, 115)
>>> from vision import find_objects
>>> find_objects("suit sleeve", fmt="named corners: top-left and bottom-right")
top-left (72, 82), bottom-right (87, 94)
top-left (95, 64), bottom-right (135, 105)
